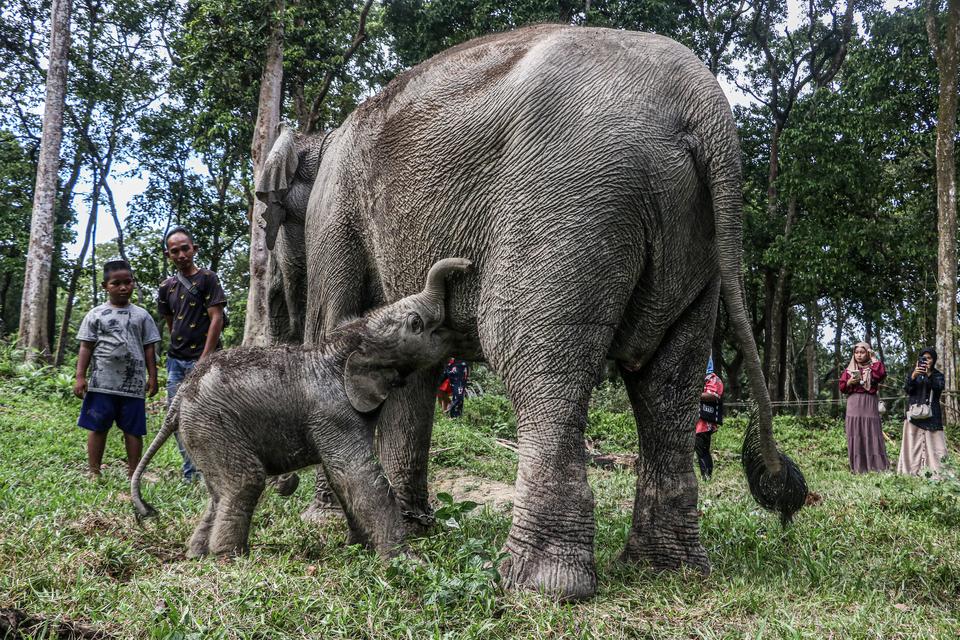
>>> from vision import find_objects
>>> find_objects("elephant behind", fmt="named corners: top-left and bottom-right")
top-left (257, 24), bottom-right (806, 600)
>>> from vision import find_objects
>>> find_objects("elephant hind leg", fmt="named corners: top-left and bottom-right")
top-left (206, 467), bottom-right (267, 557)
top-left (618, 280), bottom-right (718, 574)
top-left (187, 486), bottom-right (220, 558)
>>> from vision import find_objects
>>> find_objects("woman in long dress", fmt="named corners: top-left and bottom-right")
top-left (897, 347), bottom-right (947, 476)
top-left (839, 341), bottom-right (889, 473)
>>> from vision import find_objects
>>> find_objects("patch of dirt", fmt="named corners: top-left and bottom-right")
top-left (68, 512), bottom-right (124, 537)
top-left (0, 608), bottom-right (111, 639)
top-left (431, 469), bottom-right (514, 512)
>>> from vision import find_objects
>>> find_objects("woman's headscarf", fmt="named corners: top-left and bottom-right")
top-left (847, 341), bottom-right (878, 391)
top-left (920, 347), bottom-right (938, 367)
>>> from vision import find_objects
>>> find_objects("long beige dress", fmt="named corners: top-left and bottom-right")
top-left (897, 419), bottom-right (948, 476)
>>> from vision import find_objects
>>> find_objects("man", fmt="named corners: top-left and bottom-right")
top-left (158, 226), bottom-right (227, 481)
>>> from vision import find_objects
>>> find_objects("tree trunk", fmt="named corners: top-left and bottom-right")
top-left (832, 300), bottom-right (844, 416)
top-left (54, 187), bottom-right (98, 366)
top-left (17, 0), bottom-right (72, 361)
top-left (805, 300), bottom-right (819, 416)
top-left (767, 195), bottom-right (795, 401)
top-left (927, 0), bottom-right (960, 425)
top-left (243, 0), bottom-right (285, 347)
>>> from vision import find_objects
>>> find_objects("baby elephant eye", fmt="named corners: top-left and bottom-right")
top-left (409, 314), bottom-right (424, 334)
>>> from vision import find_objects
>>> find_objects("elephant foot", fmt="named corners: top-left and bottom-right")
top-left (499, 541), bottom-right (597, 602)
top-left (300, 501), bottom-right (345, 525)
top-left (268, 473), bottom-right (300, 497)
top-left (624, 473), bottom-right (710, 574)
top-left (620, 502), bottom-right (709, 573)
top-left (186, 545), bottom-right (207, 559)
top-left (620, 533), bottom-right (709, 574)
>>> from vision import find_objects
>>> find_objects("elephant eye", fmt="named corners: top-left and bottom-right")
top-left (409, 314), bottom-right (424, 334)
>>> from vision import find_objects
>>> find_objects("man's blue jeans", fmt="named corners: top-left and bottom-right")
top-left (167, 356), bottom-right (198, 480)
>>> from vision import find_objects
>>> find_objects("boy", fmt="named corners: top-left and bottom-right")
top-left (75, 260), bottom-right (161, 480)
top-left (157, 226), bottom-right (227, 482)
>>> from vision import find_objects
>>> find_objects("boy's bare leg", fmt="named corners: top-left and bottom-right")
top-left (123, 434), bottom-right (143, 478)
top-left (87, 431), bottom-right (108, 479)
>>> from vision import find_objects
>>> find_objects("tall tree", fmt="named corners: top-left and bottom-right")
top-left (18, 0), bottom-right (72, 360)
top-left (244, 0), bottom-right (285, 346)
top-left (926, 0), bottom-right (960, 423)
top-left (737, 0), bottom-right (858, 399)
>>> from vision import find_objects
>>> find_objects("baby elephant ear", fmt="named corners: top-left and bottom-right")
top-left (344, 351), bottom-right (399, 413)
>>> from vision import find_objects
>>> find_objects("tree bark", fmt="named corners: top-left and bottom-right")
top-left (805, 300), bottom-right (819, 416)
top-left (243, 0), bottom-right (285, 347)
top-left (54, 175), bottom-right (99, 366)
top-left (927, 0), bottom-right (960, 424)
top-left (767, 194), bottom-right (795, 400)
top-left (832, 299), bottom-right (844, 415)
top-left (17, 0), bottom-right (72, 361)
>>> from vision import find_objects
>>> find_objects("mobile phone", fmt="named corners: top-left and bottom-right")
top-left (918, 359), bottom-right (926, 369)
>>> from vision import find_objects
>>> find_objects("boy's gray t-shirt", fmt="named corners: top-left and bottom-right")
top-left (77, 303), bottom-right (161, 398)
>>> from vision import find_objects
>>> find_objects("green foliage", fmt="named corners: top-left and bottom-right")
top-left (3, 381), bottom-right (960, 636)
top-left (0, 130), bottom-right (34, 336)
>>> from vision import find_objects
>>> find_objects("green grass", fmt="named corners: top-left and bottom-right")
top-left (2, 373), bottom-right (960, 638)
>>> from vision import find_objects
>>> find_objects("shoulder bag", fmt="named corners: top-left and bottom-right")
top-left (176, 272), bottom-right (230, 328)
top-left (906, 387), bottom-right (934, 421)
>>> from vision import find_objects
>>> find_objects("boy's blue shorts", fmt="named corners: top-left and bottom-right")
top-left (78, 391), bottom-right (147, 437)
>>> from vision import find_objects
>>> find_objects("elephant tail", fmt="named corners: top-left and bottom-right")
top-left (131, 393), bottom-right (182, 519)
top-left (706, 115), bottom-right (808, 525)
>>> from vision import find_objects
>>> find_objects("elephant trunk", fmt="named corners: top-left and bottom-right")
top-left (707, 114), bottom-right (807, 526)
top-left (413, 258), bottom-right (473, 320)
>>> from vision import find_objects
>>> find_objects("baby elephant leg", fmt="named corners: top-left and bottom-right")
top-left (187, 486), bottom-right (220, 558)
top-left (312, 422), bottom-right (407, 557)
top-left (207, 467), bottom-right (267, 557)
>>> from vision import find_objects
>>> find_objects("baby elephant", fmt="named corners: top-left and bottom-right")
top-left (131, 258), bottom-right (471, 559)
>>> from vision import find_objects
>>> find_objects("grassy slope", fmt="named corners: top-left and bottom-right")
top-left (1, 384), bottom-right (959, 639)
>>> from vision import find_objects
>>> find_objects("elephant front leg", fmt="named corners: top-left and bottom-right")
top-left (312, 420), bottom-right (409, 557)
top-left (375, 365), bottom-right (441, 530)
top-left (617, 288), bottom-right (717, 574)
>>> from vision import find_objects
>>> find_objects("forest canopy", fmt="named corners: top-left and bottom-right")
top-left (1, 0), bottom-right (958, 412)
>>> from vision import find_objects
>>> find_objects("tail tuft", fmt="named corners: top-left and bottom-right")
top-left (741, 406), bottom-right (808, 526)
top-left (134, 502), bottom-right (158, 522)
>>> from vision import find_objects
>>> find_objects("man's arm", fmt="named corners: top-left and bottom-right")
top-left (164, 314), bottom-right (173, 334)
top-left (74, 341), bottom-right (94, 398)
top-left (144, 343), bottom-right (158, 397)
top-left (200, 304), bottom-right (225, 360)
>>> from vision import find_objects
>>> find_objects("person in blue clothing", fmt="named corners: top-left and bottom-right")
top-left (438, 359), bottom-right (470, 418)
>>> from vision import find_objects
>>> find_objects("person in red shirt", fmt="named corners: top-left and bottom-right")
top-left (695, 357), bottom-right (724, 480)
top-left (839, 341), bottom-right (889, 473)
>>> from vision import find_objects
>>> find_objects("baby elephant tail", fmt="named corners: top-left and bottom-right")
top-left (131, 394), bottom-right (182, 519)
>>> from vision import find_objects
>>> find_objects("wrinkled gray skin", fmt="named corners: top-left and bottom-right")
top-left (130, 259), bottom-right (471, 559)
top-left (257, 25), bottom-right (798, 600)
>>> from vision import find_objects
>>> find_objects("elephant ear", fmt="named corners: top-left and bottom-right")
top-left (255, 128), bottom-right (300, 251)
top-left (344, 351), bottom-right (400, 413)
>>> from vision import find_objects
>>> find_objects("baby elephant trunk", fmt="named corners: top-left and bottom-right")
top-left (412, 258), bottom-right (473, 321)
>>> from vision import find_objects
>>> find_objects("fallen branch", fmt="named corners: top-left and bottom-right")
top-left (590, 452), bottom-right (637, 471)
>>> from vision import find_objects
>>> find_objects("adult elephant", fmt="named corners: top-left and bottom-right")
top-left (256, 24), bottom-right (806, 600)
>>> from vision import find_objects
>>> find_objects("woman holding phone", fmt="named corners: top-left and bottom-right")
top-left (898, 347), bottom-right (947, 476)
top-left (839, 341), bottom-right (889, 473)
